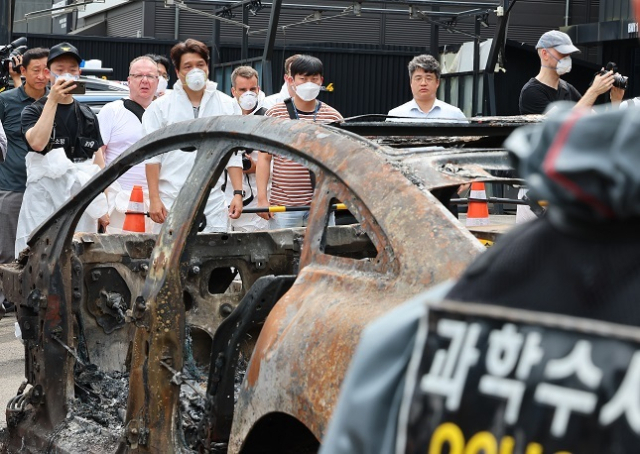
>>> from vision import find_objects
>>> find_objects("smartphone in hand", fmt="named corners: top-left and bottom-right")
top-left (68, 81), bottom-right (86, 95)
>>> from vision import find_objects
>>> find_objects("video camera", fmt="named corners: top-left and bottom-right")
top-left (0, 37), bottom-right (27, 90)
top-left (597, 61), bottom-right (628, 90)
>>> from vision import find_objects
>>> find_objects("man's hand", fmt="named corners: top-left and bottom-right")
top-left (9, 55), bottom-right (22, 87)
top-left (589, 70), bottom-right (615, 96)
top-left (149, 197), bottom-right (168, 224)
top-left (48, 77), bottom-right (77, 104)
top-left (256, 198), bottom-right (273, 220)
top-left (256, 152), bottom-right (272, 220)
top-left (229, 195), bottom-right (243, 219)
top-left (575, 70), bottom-right (616, 111)
top-left (98, 213), bottom-right (110, 231)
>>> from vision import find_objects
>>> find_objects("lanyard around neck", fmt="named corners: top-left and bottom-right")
top-left (291, 100), bottom-right (321, 122)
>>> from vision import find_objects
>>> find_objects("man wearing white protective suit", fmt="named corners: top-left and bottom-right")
top-left (16, 42), bottom-right (107, 257)
top-left (144, 39), bottom-right (244, 234)
top-left (224, 65), bottom-right (269, 232)
top-left (98, 55), bottom-right (160, 233)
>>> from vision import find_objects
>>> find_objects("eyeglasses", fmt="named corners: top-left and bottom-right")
top-left (129, 74), bottom-right (159, 81)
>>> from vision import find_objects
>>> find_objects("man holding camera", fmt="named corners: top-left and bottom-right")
top-left (0, 47), bottom-right (49, 314)
top-left (519, 30), bottom-right (622, 114)
top-left (15, 42), bottom-right (107, 255)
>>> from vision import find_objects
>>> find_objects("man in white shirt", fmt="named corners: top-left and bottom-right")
top-left (99, 56), bottom-right (159, 232)
top-left (388, 54), bottom-right (467, 122)
top-left (144, 39), bottom-right (244, 233)
top-left (100, 56), bottom-right (158, 192)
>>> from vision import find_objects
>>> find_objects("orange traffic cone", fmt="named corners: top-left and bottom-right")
top-left (122, 185), bottom-right (146, 233)
top-left (466, 182), bottom-right (490, 226)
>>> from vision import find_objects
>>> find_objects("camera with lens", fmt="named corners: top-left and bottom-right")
top-left (242, 152), bottom-right (252, 171)
top-left (597, 61), bottom-right (628, 90)
top-left (0, 37), bottom-right (27, 90)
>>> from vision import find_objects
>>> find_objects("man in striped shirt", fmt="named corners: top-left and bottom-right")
top-left (256, 55), bottom-right (343, 229)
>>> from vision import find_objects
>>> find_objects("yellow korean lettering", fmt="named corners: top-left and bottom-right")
top-left (525, 443), bottom-right (543, 454)
top-left (464, 431), bottom-right (497, 454)
top-left (428, 422), bottom-right (465, 454)
top-left (499, 436), bottom-right (515, 454)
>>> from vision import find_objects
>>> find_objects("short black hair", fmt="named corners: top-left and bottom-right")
top-left (290, 55), bottom-right (323, 78)
top-left (146, 53), bottom-right (171, 71)
top-left (22, 48), bottom-right (49, 69)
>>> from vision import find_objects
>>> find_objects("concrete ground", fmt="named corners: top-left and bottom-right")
top-left (0, 314), bottom-right (25, 429)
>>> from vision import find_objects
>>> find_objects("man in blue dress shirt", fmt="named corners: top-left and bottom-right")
top-left (388, 54), bottom-right (467, 122)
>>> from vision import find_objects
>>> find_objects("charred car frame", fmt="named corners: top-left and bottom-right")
top-left (0, 115), bottom-right (526, 453)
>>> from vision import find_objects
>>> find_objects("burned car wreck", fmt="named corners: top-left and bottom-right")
top-left (0, 115), bottom-right (524, 453)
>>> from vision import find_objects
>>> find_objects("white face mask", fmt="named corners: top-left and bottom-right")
top-left (185, 68), bottom-right (207, 91)
top-left (545, 50), bottom-right (572, 76)
top-left (294, 82), bottom-right (321, 102)
top-left (238, 91), bottom-right (258, 111)
top-left (53, 72), bottom-right (79, 82)
top-left (156, 77), bottom-right (168, 95)
top-left (555, 56), bottom-right (572, 75)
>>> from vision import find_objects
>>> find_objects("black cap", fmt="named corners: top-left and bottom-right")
top-left (48, 42), bottom-right (82, 66)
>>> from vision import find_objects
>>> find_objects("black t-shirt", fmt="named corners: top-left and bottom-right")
top-left (21, 98), bottom-right (103, 160)
top-left (519, 77), bottom-right (582, 115)
top-left (0, 85), bottom-right (45, 192)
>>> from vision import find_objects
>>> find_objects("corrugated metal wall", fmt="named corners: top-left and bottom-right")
top-left (154, 5), bottom-right (177, 40)
top-left (151, 0), bottom-right (497, 48)
top-left (601, 0), bottom-right (632, 21)
top-left (107, 3), bottom-right (144, 38)
top-left (14, 0), bottom-right (52, 34)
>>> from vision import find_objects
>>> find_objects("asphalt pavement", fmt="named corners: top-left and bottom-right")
top-left (0, 314), bottom-right (25, 429)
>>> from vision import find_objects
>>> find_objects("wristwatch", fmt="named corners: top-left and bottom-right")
top-left (233, 190), bottom-right (245, 197)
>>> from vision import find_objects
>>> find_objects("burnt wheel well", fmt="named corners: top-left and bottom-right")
top-left (239, 412), bottom-right (319, 454)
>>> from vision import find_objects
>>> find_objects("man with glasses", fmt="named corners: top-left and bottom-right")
top-left (387, 54), bottom-right (466, 121)
top-left (0, 47), bottom-right (49, 315)
top-left (98, 55), bottom-right (159, 232)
